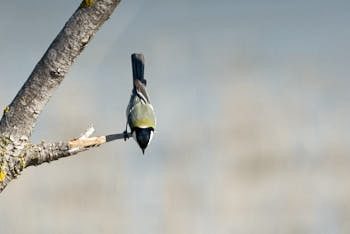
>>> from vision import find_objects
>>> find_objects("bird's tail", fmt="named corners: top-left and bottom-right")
top-left (131, 53), bottom-right (147, 87)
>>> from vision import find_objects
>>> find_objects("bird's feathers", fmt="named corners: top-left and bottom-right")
top-left (127, 53), bottom-right (156, 153)
top-left (134, 79), bottom-right (150, 104)
top-left (131, 53), bottom-right (147, 85)
top-left (127, 102), bottom-right (155, 129)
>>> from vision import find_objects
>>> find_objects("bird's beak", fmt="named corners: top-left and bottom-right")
top-left (142, 148), bottom-right (145, 154)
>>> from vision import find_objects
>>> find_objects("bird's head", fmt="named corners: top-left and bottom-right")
top-left (133, 127), bottom-right (154, 154)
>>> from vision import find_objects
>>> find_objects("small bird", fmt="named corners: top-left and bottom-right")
top-left (124, 53), bottom-right (156, 154)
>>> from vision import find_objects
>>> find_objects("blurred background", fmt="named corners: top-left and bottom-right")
top-left (0, 0), bottom-right (349, 233)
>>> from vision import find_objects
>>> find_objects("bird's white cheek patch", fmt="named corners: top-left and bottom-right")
top-left (149, 131), bottom-right (154, 144)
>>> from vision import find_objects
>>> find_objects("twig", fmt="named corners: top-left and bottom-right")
top-left (25, 125), bottom-right (132, 168)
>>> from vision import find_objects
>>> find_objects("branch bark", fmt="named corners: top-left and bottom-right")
top-left (0, 0), bottom-right (120, 142)
top-left (0, 0), bottom-right (123, 193)
top-left (25, 126), bottom-right (131, 168)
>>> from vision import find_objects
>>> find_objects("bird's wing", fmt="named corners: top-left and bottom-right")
top-left (134, 79), bottom-right (150, 104)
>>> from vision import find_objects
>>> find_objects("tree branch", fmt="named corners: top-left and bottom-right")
top-left (0, 0), bottom-right (121, 143)
top-left (0, 0), bottom-right (122, 193)
top-left (25, 126), bottom-right (132, 168)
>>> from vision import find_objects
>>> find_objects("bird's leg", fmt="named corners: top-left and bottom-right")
top-left (123, 122), bottom-right (129, 141)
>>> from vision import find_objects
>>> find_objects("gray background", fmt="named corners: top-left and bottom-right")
top-left (0, 0), bottom-right (349, 233)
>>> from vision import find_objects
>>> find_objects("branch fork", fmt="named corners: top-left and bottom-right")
top-left (0, 0), bottom-right (122, 193)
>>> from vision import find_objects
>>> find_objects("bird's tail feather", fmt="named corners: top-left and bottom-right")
top-left (131, 53), bottom-right (147, 86)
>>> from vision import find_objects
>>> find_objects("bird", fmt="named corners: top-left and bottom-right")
top-left (124, 53), bottom-right (156, 154)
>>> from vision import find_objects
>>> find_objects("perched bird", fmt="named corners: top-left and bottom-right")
top-left (124, 53), bottom-right (156, 154)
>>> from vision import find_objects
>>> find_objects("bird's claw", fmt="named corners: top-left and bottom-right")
top-left (123, 131), bottom-right (129, 141)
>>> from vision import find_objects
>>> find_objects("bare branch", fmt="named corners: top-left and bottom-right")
top-left (0, 0), bottom-right (121, 142)
top-left (0, 0), bottom-right (122, 193)
top-left (25, 126), bottom-right (132, 168)
top-left (79, 124), bottom-right (95, 139)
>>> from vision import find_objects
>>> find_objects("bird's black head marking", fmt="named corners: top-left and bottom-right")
top-left (134, 127), bottom-right (153, 154)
